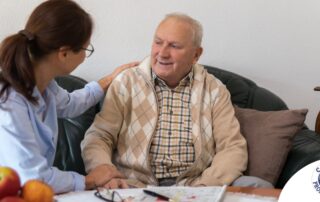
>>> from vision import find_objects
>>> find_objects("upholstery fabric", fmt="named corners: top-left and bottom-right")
top-left (54, 75), bottom-right (100, 175)
top-left (234, 106), bottom-right (307, 185)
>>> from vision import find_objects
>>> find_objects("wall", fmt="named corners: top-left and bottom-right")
top-left (1, 0), bottom-right (319, 128)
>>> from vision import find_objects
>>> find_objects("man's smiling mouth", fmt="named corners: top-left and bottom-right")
top-left (158, 61), bottom-right (173, 65)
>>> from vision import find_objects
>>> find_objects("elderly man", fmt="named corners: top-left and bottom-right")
top-left (82, 13), bottom-right (268, 189)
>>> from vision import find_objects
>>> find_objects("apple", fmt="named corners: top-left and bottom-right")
top-left (22, 180), bottom-right (53, 202)
top-left (0, 196), bottom-right (26, 202)
top-left (0, 167), bottom-right (21, 199)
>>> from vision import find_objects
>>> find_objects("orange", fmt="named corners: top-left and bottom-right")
top-left (21, 180), bottom-right (53, 202)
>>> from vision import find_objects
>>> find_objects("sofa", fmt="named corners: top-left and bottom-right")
top-left (53, 65), bottom-right (320, 188)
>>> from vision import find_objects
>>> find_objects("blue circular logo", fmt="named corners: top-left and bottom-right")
top-left (312, 165), bottom-right (320, 193)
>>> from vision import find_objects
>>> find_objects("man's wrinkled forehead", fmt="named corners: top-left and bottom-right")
top-left (154, 18), bottom-right (194, 45)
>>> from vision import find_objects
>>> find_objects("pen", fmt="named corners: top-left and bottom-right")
top-left (143, 189), bottom-right (170, 201)
top-left (217, 184), bottom-right (227, 202)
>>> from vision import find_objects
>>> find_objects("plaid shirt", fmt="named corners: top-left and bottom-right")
top-left (150, 70), bottom-right (195, 179)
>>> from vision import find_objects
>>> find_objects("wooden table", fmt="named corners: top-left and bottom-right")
top-left (227, 186), bottom-right (282, 198)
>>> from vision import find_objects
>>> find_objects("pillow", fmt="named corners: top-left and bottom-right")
top-left (234, 106), bottom-right (308, 185)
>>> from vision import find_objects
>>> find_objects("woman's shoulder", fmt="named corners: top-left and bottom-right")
top-left (46, 80), bottom-right (60, 94)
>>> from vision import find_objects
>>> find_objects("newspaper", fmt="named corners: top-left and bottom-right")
top-left (55, 186), bottom-right (227, 202)
top-left (117, 186), bottom-right (227, 202)
top-left (55, 185), bottom-right (278, 202)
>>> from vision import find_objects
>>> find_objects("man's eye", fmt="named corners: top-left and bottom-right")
top-left (171, 44), bottom-right (180, 49)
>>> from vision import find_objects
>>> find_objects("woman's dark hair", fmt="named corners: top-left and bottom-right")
top-left (0, 0), bottom-right (93, 104)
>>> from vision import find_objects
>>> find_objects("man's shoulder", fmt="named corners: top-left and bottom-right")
top-left (114, 66), bottom-right (141, 82)
top-left (110, 66), bottom-right (151, 96)
top-left (193, 63), bottom-right (224, 88)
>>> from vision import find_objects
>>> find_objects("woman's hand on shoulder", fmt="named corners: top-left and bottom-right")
top-left (98, 61), bottom-right (140, 92)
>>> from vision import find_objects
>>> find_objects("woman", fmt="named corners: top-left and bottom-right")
top-left (0, 0), bottom-right (137, 193)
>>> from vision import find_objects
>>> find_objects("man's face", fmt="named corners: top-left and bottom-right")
top-left (151, 18), bottom-right (202, 88)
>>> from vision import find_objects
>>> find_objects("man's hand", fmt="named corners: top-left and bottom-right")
top-left (85, 164), bottom-right (126, 189)
top-left (98, 61), bottom-right (139, 92)
top-left (103, 178), bottom-right (129, 189)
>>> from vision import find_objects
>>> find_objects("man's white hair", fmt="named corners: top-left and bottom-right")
top-left (163, 12), bottom-right (203, 47)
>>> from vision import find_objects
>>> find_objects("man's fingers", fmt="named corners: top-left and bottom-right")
top-left (115, 172), bottom-right (126, 179)
top-left (103, 178), bottom-right (128, 189)
top-left (108, 179), bottom-right (118, 189)
top-left (119, 179), bottom-right (129, 189)
top-left (95, 177), bottom-right (110, 187)
top-left (88, 164), bottom-right (127, 188)
top-left (110, 168), bottom-right (126, 179)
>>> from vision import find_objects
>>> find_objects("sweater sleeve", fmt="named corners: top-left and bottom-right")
top-left (192, 84), bottom-right (248, 186)
top-left (81, 77), bottom-right (125, 172)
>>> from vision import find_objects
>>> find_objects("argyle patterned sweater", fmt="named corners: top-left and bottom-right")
top-left (81, 56), bottom-right (247, 187)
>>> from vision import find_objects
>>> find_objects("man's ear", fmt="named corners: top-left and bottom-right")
top-left (192, 47), bottom-right (203, 64)
top-left (57, 46), bottom-right (70, 62)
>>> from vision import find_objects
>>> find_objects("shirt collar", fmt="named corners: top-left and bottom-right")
top-left (151, 67), bottom-right (194, 89)
top-left (31, 80), bottom-right (56, 111)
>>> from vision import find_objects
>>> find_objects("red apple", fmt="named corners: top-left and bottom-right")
top-left (0, 167), bottom-right (21, 199)
top-left (0, 196), bottom-right (26, 202)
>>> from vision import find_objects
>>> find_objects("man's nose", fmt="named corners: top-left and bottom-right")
top-left (159, 45), bottom-right (169, 57)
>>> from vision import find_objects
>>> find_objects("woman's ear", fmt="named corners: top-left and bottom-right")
top-left (57, 46), bottom-right (70, 62)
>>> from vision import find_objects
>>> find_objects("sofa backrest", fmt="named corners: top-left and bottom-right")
top-left (203, 65), bottom-right (288, 111)
top-left (54, 75), bottom-right (99, 175)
